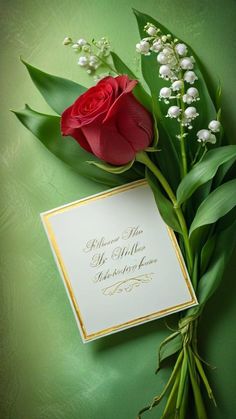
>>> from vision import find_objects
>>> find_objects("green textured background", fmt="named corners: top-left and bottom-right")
top-left (1, 1), bottom-right (236, 418)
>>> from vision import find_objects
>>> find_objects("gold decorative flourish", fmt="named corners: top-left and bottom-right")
top-left (102, 273), bottom-right (154, 296)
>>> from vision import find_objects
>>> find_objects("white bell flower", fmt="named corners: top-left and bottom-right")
top-left (151, 39), bottom-right (162, 52)
top-left (157, 52), bottom-right (169, 64)
top-left (175, 43), bottom-right (188, 56)
top-left (197, 129), bottom-right (216, 144)
top-left (167, 106), bottom-right (181, 118)
top-left (159, 87), bottom-right (172, 103)
top-left (184, 106), bottom-right (199, 120)
top-left (78, 56), bottom-right (88, 67)
top-left (183, 93), bottom-right (193, 104)
top-left (172, 80), bottom-right (183, 91)
top-left (159, 65), bottom-right (172, 79)
top-left (187, 87), bottom-right (199, 99)
top-left (147, 26), bottom-right (157, 36)
top-left (184, 71), bottom-right (198, 84)
top-left (183, 87), bottom-right (199, 104)
top-left (136, 40), bottom-right (150, 55)
top-left (77, 38), bottom-right (87, 46)
top-left (180, 57), bottom-right (194, 70)
top-left (144, 23), bottom-right (158, 36)
top-left (89, 56), bottom-right (99, 69)
top-left (208, 120), bottom-right (221, 133)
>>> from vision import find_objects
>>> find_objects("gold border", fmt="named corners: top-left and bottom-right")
top-left (42, 179), bottom-right (197, 342)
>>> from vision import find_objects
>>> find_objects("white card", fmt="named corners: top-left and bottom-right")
top-left (41, 179), bottom-right (197, 342)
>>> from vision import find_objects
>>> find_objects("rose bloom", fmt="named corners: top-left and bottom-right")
top-left (61, 75), bottom-right (153, 165)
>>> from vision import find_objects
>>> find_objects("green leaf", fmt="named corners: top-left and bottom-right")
top-left (111, 51), bottom-right (152, 113)
top-left (157, 332), bottom-right (182, 372)
top-left (189, 218), bottom-right (236, 313)
top-left (189, 179), bottom-right (236, 236)
top-left (177, 145), bottom-right (236, 205)
top-left (200, 236), bottom-right (216, 275)
top-left (146, 169), bottom-right (182, 233)
top-left (87, 159), bottom-right (134, 174)
top-left (12, 105), bottom-right (139, 187)
top-left (21, 58), bottom-right (87, 115)
top-left (213, 157), bottom-right (236, 187)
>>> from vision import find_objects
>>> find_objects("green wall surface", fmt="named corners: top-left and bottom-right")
top-left (1, 1), bottom-right (236, 418)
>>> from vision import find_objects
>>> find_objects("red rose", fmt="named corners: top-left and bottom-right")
top-left (61, 75), bottom-right (153, 165)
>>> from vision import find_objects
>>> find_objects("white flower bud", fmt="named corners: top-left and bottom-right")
top-left (172, 80), bottom-right (184, 91)
top-left (161, 35), bottom-right (167, 42)
top-left (145, 23), bottom-right (158, 36)
top-left (77, 38), bottom-right (87, 46)
top-left (159, 65), bottom-right (171, 79)
top-left (147, 26), bottom-right (157, 36)
top-left (151, 39), bottom-right (162, 52)
top-left (157, 52), bottom-right (169, 64)
top-left (167, 106), bottom-right (181, 118)
top-left (208, 120), bottom-right (221, 133)
top-left (197, 129), bottom-right (216, 144)
top-left (78, 56), bottom-right (88, 67)
top-left (63, 37), bottom-right (72, 45)
top-left (159, 87), bottom-right (172, 98)
top-left (82, 45), bottom-right (91, 53)
top-left (72, 43), bottom-right (80, 51)
top-left (175, 43), bottom-right (188, 56)
top-left (184, 71), bottom-right (198, 84)
top-left (136, 40), bottom-right (150, 54)
top-left (184, 106), bottom-right (198, 120)
top-left (89, 56), bottom-right (99, 69)
top-left (89, 55), bottom-right (98, 64)
top-left (187, 87), bottom-right (199, 98)
top-left (180, 57), bottom-right (194, 70)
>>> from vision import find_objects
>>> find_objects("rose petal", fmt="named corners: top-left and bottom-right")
top-left (103, 77), bottom-right (138, 123)
top-left (61, 109), bottom-right (92, 153)
top-left (116, 94), bottom-right (153, 150)
top-left (82, 122), bottom-right (135, 165)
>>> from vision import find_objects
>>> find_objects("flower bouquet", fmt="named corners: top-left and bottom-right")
top-left (14, 8), bottom-right (236, 419)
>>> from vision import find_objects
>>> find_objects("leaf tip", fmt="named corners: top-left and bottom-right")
top-left (132, 8), bottom-right (139, 17)
top-left (20, 55), bottom-right (27, 65)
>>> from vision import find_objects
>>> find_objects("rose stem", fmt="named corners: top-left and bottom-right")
top-left (136, 151), bottom-right (193, 273)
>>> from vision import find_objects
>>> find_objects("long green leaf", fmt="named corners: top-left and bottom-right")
top-left (177, 145), bottom-right (236, 205)
top-left (187, 218), bottom-right (236, 317)
top-left (13, 105), bottom-right (139, 187)
top-left (146, 169), bottom-right (182, 233)
top-left (21, 58), bottom-right (87, 115)
top-left (111, 51), bottom-right (152, 112)
top-left (189, 179), bottom-right (236, 236)
top-left (200, 206), bottom-right (236, 275)
top-left (213, 157), bottom-right (236, 187)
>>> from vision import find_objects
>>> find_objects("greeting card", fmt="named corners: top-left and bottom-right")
top-left (41, 180), bottom-right (197, 342)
